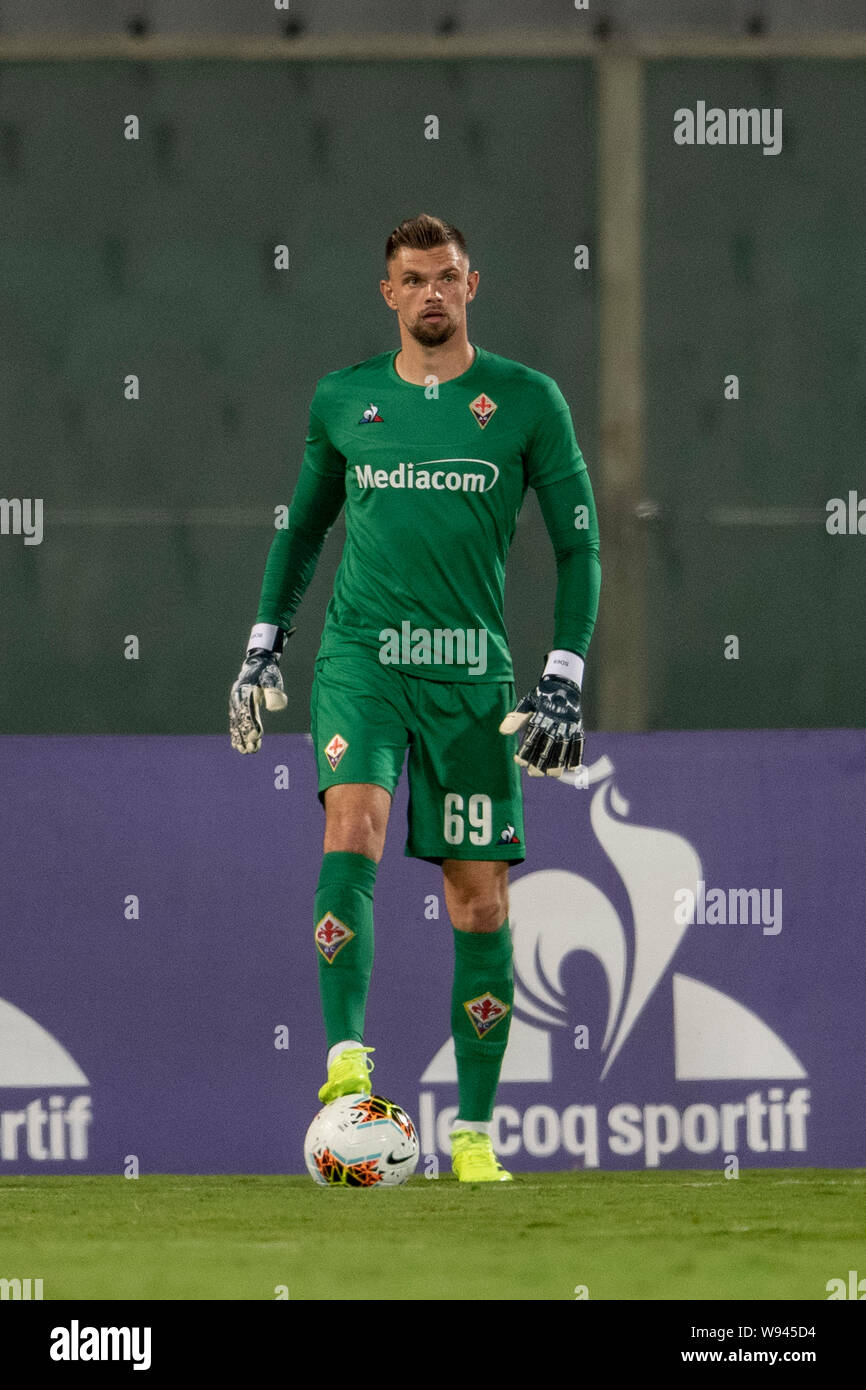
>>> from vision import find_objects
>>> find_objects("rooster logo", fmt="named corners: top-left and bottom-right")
top-left (423, 756), bottom-right (806, 1084)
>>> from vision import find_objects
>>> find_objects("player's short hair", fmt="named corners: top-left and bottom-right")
top-left (385, 214), bottom-right (468, 269)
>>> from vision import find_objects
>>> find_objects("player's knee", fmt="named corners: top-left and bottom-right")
top-left (323, 810), bottom-right (385, 861)
top-left (450, 890), bottom-right (508, 933)
top-left (323, 785), bottom-right (389, 861)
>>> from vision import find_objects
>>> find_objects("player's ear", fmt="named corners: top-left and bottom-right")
top-left (380, 277), bottom-right (397, 308)
top-left (466, 268), bottom-right (479, 302)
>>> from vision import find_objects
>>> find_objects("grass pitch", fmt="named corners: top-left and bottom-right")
top-left (0, 1169), bottom-right (862, 1301)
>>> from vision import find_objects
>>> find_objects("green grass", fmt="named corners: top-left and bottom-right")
top-left (0, 1170), bottom-right (862, 1301)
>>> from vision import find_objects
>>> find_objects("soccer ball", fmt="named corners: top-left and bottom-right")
top-left (304, 1093), bottom-right (419, 1187)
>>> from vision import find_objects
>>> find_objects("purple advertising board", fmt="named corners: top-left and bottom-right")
top-left (1, 731), bottom-right (864, 1175)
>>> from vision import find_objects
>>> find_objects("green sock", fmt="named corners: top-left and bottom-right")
top-left (451, 920), bottom-right (514, 1124)
top-left (314, 851), bottom-right (377, 1048)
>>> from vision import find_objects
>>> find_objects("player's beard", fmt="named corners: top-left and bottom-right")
top-left (409, 311), bottom-right (457, 346)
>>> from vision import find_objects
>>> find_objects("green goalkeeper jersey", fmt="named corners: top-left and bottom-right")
top-left (256, 343), bottom-right (600, 682)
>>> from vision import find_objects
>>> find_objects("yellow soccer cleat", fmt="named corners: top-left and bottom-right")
top-left (317, 1046), bottom-right (375, 1104)
top-left (451, 1129), bottom-right (513, 1183)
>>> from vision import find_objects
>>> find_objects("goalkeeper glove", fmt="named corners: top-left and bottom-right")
top-left (229, 623), bottom-right (294, 755)
top-left (499, 650), bottom-right (585, 778)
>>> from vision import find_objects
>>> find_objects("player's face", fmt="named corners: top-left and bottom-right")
top-left (381, 246), bottom-right (478, 346)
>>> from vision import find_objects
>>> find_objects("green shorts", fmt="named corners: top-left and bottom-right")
top-left (310, 654), bottom-right (525, 864)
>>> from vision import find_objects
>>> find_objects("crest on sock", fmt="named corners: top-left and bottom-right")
top-left (315, 912), bottom-right (354, 963)
top-left (464, 991), bottom-right (510, 1037)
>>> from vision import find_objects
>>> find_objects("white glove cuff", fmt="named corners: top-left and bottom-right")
top-left (543, 649), bottom-right (585, 687)
top-left (248, 623), bottom-right (281, 653)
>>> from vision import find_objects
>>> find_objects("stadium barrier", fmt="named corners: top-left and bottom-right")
top-left (0, 730), bottom-right (861, 1173)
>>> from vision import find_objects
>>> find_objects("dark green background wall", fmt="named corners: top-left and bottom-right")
top-left (644, 60), bottom-right (866, 729)
top-left (1, 57), bottom-right (863, 734)
top-left (0, 59), bottom-right (597, 733)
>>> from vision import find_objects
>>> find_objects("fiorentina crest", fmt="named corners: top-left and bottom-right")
top-left (324, 733), bottom-right (348, 770)
top-left (315, 912), bottom-right (354, 963)
top-left (469, 392), bottom-right (497, 428)
top-left (464, 991), bottom-right (510, 1038)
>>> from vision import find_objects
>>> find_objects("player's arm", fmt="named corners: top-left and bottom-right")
top-left (534, 466), bottom-right (601, 663)
top-left (500, 390), bottom-right (601, 777)
top-left (230, 402), bottom-right (346, 754)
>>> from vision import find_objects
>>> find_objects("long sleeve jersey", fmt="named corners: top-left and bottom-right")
top-left (256, 344), bottom-right (601, 681)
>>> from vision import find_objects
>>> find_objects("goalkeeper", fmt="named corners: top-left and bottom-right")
top-left (230, 215), bottom-right (600, 1183)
